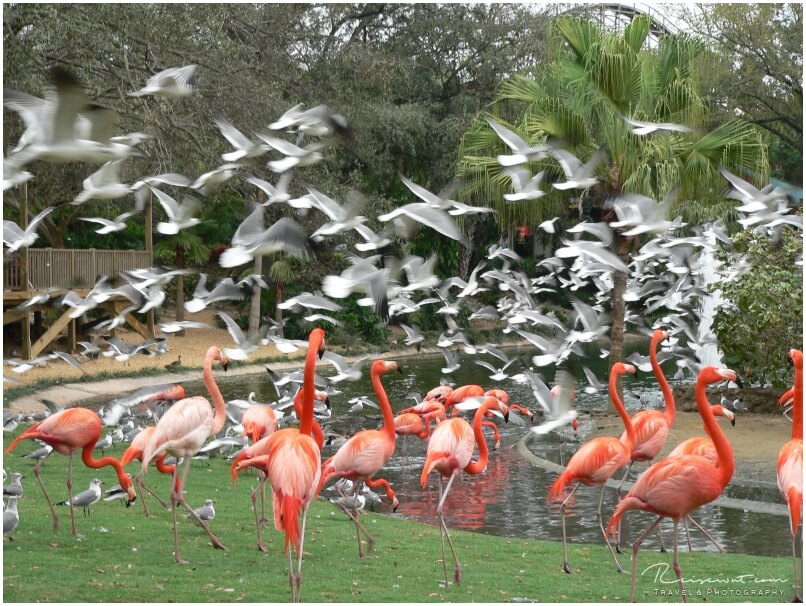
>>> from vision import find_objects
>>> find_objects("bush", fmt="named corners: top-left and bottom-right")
top-left (712, 226), bottom-right (803, 388)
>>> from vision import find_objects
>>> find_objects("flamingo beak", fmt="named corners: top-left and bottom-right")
top-left (730, 417), bottom-right (736, 426)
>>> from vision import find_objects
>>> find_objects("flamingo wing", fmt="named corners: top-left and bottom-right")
top-left (142, 397), bottom-right (213, 464)
top-left (622, 410), bottom-right (669, 461)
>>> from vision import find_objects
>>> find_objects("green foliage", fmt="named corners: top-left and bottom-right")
top-left (712, 227), bottom-right (803, 388)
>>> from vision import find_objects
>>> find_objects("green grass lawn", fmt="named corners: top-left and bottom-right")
top-left (3, 435), bottom-right (796, 603)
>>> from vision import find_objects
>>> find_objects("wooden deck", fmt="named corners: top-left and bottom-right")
top-left (4, 248), bottom-right (153, 359)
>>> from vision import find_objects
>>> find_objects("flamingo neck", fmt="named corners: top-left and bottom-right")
top-left (293, 389), bottom-right (324, 447)
top-left (651, 334), bottom-right (675, 426)
top-left (464, 398), bottom-right (496, 475)
top-left (203, 350), bottom-right (227, 435)
top-left (610, 369), bottom-right (634, 450)
top-left (81, 444), bottom-right (128, 487)
top-left (299, 333), bottom-right (322, 436)
top-left (695, 374), bottom-right (734, 486)
top-left (372, 367), bottom-right (396, 442)
top-left (793, 360), bottom-right (803, 441)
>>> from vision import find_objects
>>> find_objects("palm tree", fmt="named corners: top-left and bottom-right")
top-left (457, 15), bottom-right (767, 410)
top-left (267, 254), bottom-right (294, 334)
top-left (154, 230), bottom-right (211, 333)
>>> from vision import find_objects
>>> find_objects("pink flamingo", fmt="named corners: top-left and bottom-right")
top-left (607, 366), bottom-right (741, 602)
top-left (666, 404), bottom-right (735, 552)
top-left (394, 412), bottom-right (432, 463)
top-left (317, 359), bottom-right (402, 557)
top-left (420, 395), bottom-right (508, 586)
top-left (548, 362), bottom-right (636, 574)
top-left (777, 348), bottom-right (802, 601)
top-left (5, 407), bottom-right (136, 536)
top-left (120, 426), bottom-right (175, 516)
top-left (234, 328), bottom-right (325, 602)
top-left (615, 330), bottom-right (675, 549)
top-left (141, 346), bottom-right (229, 563)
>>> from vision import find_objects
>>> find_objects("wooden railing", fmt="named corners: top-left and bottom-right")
top-left (3, 248), bottom-right (152, 292)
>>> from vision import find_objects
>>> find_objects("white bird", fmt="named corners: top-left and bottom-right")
top-left (267, 103), bottom-right (350, 138)
top-left (377, 202), bottom-right (465, 243)
top-left (504, 167), bottom-right (546, 202)
top-left (150, 187), bottom-right (201, 235)
top-left (538, 217), bottom-right (560, 233)
top-left (475, 357), bottom-right (519, 382)
top-left (190, 163), bottom-right (241, 195)
top-left (3, 159), bottom-right (33, 191)
top-left (57, 478), bottom-right (103, 516)
top-left (308, 187), bottom-right (368, 240)
top-left (550, 147), bottom-right (606, 191)
top-left (246, 174), bottom-right (292, 206)
top-left (78, 211), bottom-right (137, 235)
top-left (219, 206), bottom-right (310, 268)
top-left (185, 275), bottom-right (245, 313)
top-left (624, 117), bottom-right (693, 136)
top-left (527, 369), bottom-right (578, 435)
top-left (400, 323), bottom-right (425, 350)
top-left (129, 64), bottom-right (198, 98)
top-left (5, 67), bottom-right (139, 165)
top-left (608, 185), bottom-right (681, 236)
top-left (320, 351), bottom-right (368, 383)
top-left (3, 207), bottom-right (55, 252)
top-left (160, 320), bottom-right (212, 334)
top-left (3, 472), bottom-right (23, 497)
top-left (132, 172), bottom-right (192, 211)
top-left (4, 496), bottom-right (20, 535)
top-left (216, 310), bottom-right (263, 361)
top-left (440, 347), bottom-right (461, 374)
top-left (486, 117), bottom-right (551, 166)
top-left (255, 134), bottom-right (324, 172)
top-left (213, 113), bottom-right (271, 162)
top-left (194, 499), bottom-right (216, 522)
top-left (72, 161), bottom-right (132, 205)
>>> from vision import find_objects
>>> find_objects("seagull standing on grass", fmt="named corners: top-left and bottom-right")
top-left (57, 478), bottom-right (102, 517)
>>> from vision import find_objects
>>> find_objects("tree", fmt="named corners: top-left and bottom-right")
top-left (154, 229), bottom-right (211, 331)
top-left (712, 227), bottom-right (803, 388)
top-left (457, 15), bottom-right (768, 410)
top-left (680, 4), bottom-right (802, 181)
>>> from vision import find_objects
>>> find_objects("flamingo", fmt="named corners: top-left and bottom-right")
top-left (547, 362), bottom-right (636, 574)
top-left (777, 348), bottom-right (802, 601)
top-left (394, 412), bottom-right (431, 463)
top-left (120, 426), bottom-right (175, 516)
top-left (607, 366), bottom-right (742, 602)
top-left (615, 329), bottom-right (675, 550)
top-left (317, 359), bottom-right (402, 558)
top-left (666, 404), bottom-right (735, 553)
top-left (5, 407), bottom-right (136, 536)
top-left (420, 395), bottom-right (508, 586)
top-left (140, 346), bottom-right (229, 563)
top-left (233, 328), bottom-right (325, 602)
top-left (241, 405), bottom-right (279, 443)
top-left (442, 384), bottom-right (484, 412)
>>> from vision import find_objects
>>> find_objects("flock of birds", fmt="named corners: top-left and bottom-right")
top-left (1, 63), bottom-right (803, 602)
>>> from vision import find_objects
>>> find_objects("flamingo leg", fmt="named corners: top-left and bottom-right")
top-left (437, 476), bottom-right (449, 587)
top-left (630, 515), bottom-right (662, 602)
top-left (32, 453), bottom-right (59, 532)
top-left (288, 543), bottom-right (297, 603)
top-left (169, 464), bottom-right (186, 564)
top-left (66, 451), bottom-right (80, 536)
top-left (684, 516), bottom-right (693, 552)
top-left (260, 472), bottom-right (268, 527)
top-left (596, 484), bottom-right (623, 573)
top-left (657, 523), bottom-right (667, 553)
top-left (686, 515), bottom-right (725, 553)
top-left (175, 460), bottom-right (227, 551)
top-left (671, 519), bottom-right (688, 603)
top-left (437, 472), bottom-right (461, 585)
top-left (560, 483), bottom-right (580, 574)
top-left (615, 461), bottom-right (634, 553)
top-left (790, 520), bottom-right (802, 602)
top-left (251, 476), bottom-right (268, 553)
top-left (137, 474), bottom-right (152, 518)
top-left (141, 477), bottom-right (170, 510)
top-left (401, 436), bottom-right (410, 465)
top-left (347, 480), bottom-right (373, 557)
top-left (295, 504), bottom-right (309, 602)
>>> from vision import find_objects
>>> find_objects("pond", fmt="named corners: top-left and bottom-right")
top-left (105, 339), bottom-right (792, 559)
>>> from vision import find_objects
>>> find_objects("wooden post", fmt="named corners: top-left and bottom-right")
top-left (67, 318), bottom-right (77, 353)
top-left (145, 191), bottom-right (155, 337)
top-left (20, 181), bottom-right (32, 359)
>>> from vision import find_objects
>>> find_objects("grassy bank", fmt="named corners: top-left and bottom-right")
top-left (3, 433), bottom-right (795, 603)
